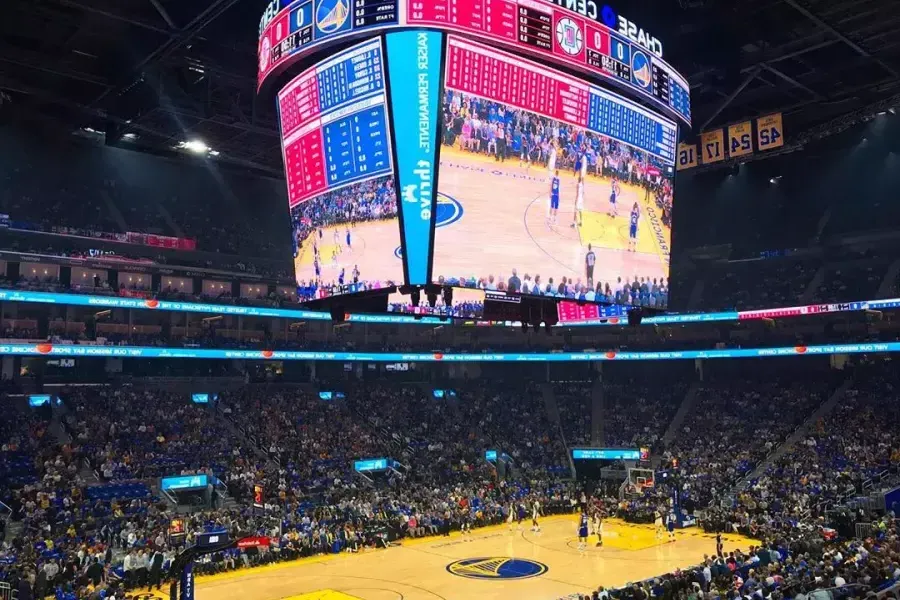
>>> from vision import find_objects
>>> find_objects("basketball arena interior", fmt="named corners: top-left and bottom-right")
top-left (3, 0), bottom-right (900, 599)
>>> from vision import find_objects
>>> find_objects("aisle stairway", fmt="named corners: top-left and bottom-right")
top-left (661, 382), bottom-right (700, 447)
top-left (734, 378), bottom-right (854, 491)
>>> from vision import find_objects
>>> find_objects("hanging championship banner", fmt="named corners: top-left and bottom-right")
top-left (700, 130), bottom-right (725, 163)
top-left (757, 113), bottom-right (784, 150)
top-left (677, 143), bottom-right (698, 170)
top-left (728, 121), bottom-right (753, 158)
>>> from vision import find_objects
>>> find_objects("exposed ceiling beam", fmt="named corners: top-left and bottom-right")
top-left (781, 0), bottom-right (899, 78)
top-left (54, 0), bottom-right (173, 35)
top-left (700, 67), bottom-right (762, 131)
top-left (148, 0), bottom-right (178, 30)
top-left (761, 64), bottom-right (823, 100)
top-left (91, 0), bottom-right (243, 107)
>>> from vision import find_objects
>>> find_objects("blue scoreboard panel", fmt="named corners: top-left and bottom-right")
top-left (587, 86), bottom-right (677, 164)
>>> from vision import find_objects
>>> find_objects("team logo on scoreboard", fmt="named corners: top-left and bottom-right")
top-left (630, 49), bottom-right (652, 90)
top-left (315, 0), bottom-right (350, 35)
top-left (394, 193), bottom-right (463, 259)
top-left (447, 557), bottom-right (548, 580)
top-left (259, 34), bottom-right (271, 72)
top-left (555, 17), bottom-right (584, 56)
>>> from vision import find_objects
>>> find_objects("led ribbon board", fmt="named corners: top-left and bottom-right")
top-left (258, 0), bottom-right (691, 125)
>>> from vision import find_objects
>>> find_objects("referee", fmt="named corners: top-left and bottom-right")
top-left (585, 244), bottom-right (596, 287)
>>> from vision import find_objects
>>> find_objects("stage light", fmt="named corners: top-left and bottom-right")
top-left (179, 140), bottom-right (210, 154)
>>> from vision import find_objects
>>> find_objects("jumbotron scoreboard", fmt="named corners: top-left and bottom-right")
top-left (261, 0), bottom-right (690, 302)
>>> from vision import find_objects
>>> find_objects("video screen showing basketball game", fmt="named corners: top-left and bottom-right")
top-left (279, 38), bottom-right (403, 300)
top-left (387, 287), bottom-right (484, 320)
top-left (433, 36), bottom-right (677, 307)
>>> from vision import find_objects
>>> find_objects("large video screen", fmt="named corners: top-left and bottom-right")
top-left (433, 37), bottom-right (677, 305)
top-left (279, 38), bottom-right (403, 300)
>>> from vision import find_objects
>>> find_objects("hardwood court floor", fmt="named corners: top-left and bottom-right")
top-left (294, 218), bottom-right (404, 287)
top-left (185, 516), bottom-right (755, 600)
top-left (434, 147), bottom-right (671, 288)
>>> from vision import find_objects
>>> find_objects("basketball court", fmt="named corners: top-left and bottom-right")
top-left (293, 218), bottom-right (404, 289)
top-left (433, 147), bottom-right (671, 289)
top-left (175, 516), bottom-right (754, 600)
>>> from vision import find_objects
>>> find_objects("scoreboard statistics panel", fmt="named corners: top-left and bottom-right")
top-left (278, 38), bottom-right (391, 207)
top-left (280, 38), bottom-right (403, 299)
top-left (433, 35), bottom-right (676, 301)
top-left (258, 0), bottom-right (692, 125)
top-left (557, 300), bottom-right (629, 323)
top-left (443, 37), bottom-right (677, 168)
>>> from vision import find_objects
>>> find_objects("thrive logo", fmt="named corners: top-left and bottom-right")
top-left (405, 160), bottom-right (433, 222)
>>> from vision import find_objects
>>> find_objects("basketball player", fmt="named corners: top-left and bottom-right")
top-left (507, 502), bottom-right (515, 532)
top-left (585, 244), bottom-right (596, 287)
top-left (517, 501), bottom-right (527, 531)
top-left (531, 498), bottom-right (542, 533)
top-left (314, 256), bottom-right (321, 282)
top-left (345, 228), bottom-right (352, 250)
top-left (628, 202), bottom-right (640, 252)
top-left (595, 510), bottom-right (604, 547)
top-left (667, 511), bottom-right (677, 542)
top-left (716, 531), bottom-right (724, 557)
top-left (572, 174), bottom-right (585, 228)
top-left (333, 229), bottom-right (342, 253)
top-left (461, 508), bottom-right (473, 540)
top-left (608, 178), bottom-right (620, 217)
top-left (654, 508), bottom-right (665, 540)
top-left (548, 169), bottom-right (561, 225)
top-left (547, 140), bottom-right (558, 174)
top-left (578, 510), bottom-right (589, 551)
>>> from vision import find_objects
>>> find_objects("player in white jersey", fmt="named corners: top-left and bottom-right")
top-left (547, 143), bottom-right (558, 174)
top-left (507, 502), bottom-right (515, 532)
top-left (655, 508), bottom-right (665, 540)
top-left (333, 229), bottom-right (342, 253)
top-left (572, 175), bottom-right (585, 228)
top-left (531, 500), bottom-right (542, 533)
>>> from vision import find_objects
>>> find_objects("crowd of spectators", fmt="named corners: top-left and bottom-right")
top-left (3, 366), bottom-right (900, 600)
top-left (291, 175), bottom-right (399, 301)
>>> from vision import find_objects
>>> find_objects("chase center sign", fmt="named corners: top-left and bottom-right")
top-left (544, 0), bottom-right (665, 58)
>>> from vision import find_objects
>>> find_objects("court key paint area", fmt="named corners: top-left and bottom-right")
top-left (433, 147), bottom-right (671, 290)
top-left (190, 516), bottom-right (756, 600)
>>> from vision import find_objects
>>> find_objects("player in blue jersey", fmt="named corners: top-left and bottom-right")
top-left (314, 256), bottom-right (321, 281)
top-left (346, 228), bottom-right (351, 250)
top-left (608, 178), bottom-right (622, 217)
top-left (608, 178), bottom-right (620, 217)
top-left (628, 201), bottom-right (640, 252)
top-left (578, 510), bottom-right (589, 551)
top-left (549, 169), bottom-right (561, 225)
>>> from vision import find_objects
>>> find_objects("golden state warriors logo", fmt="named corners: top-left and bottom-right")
top-left (631, 49), bottom-right (652, 90)
top-left (555, 17), bottom-right (583, 56)
top-left (447, 557), bottom-right (548, 580)
top-left (315, 0), bottom-right (350, 35)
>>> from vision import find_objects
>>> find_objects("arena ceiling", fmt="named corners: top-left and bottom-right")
top-left (2, 0), bottom-right (899, 175)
